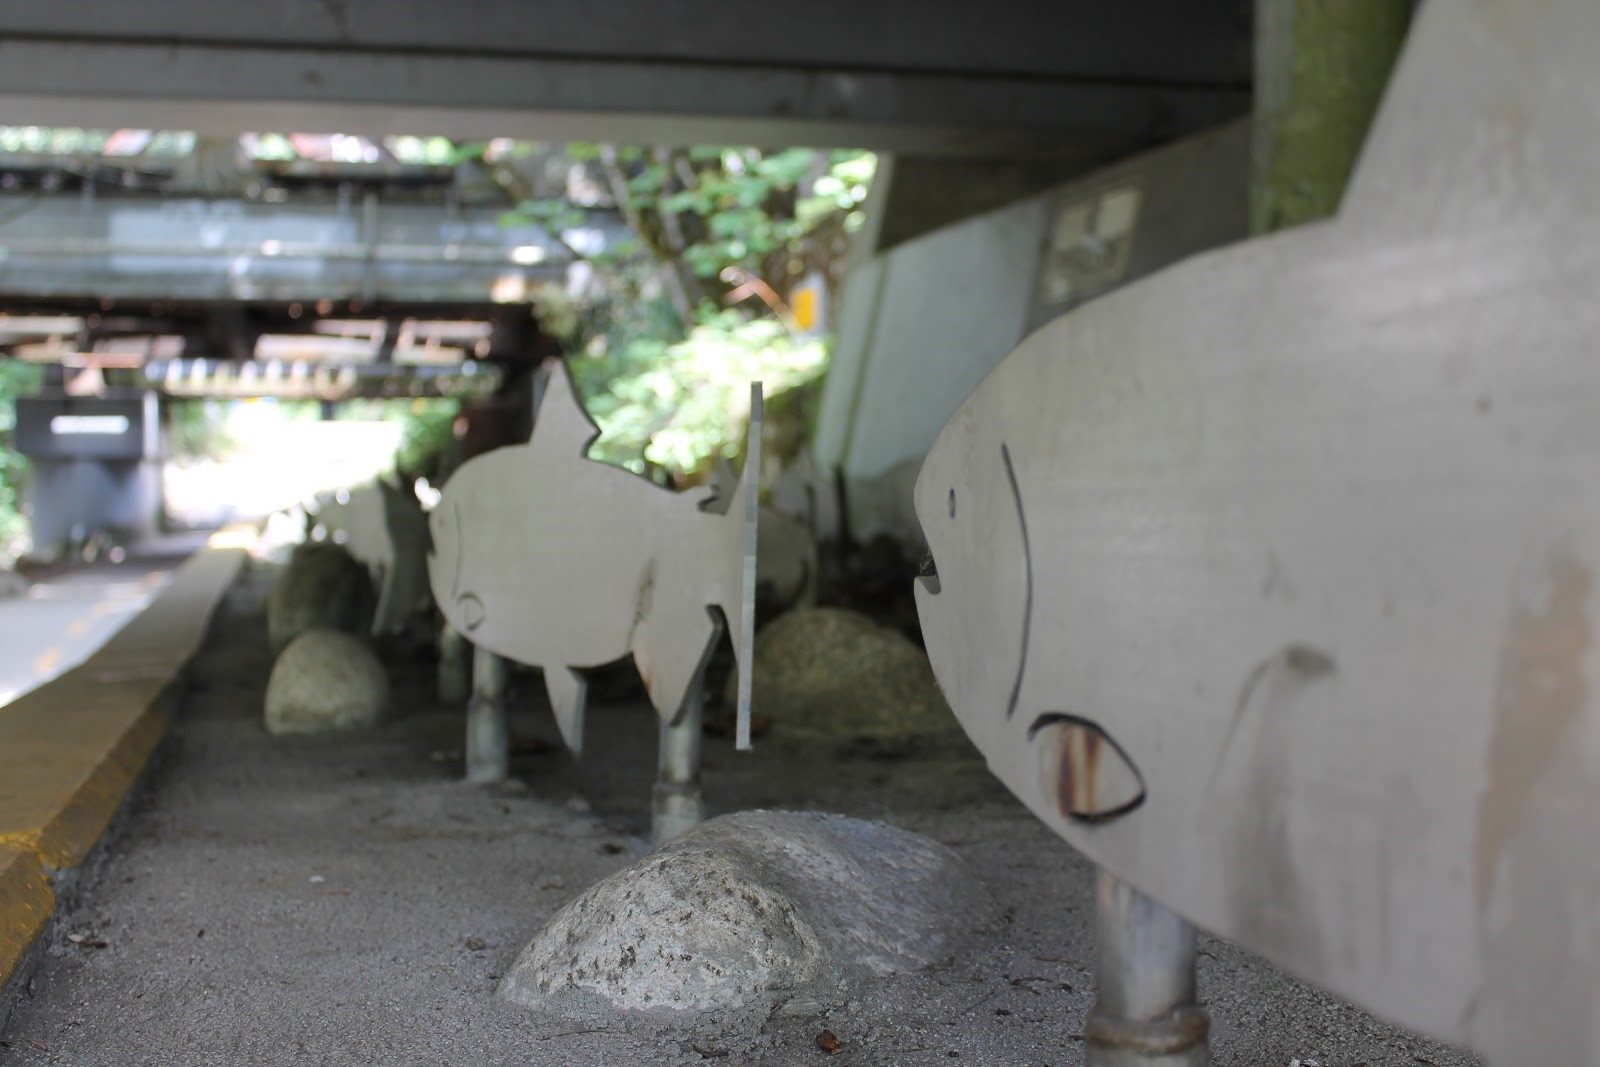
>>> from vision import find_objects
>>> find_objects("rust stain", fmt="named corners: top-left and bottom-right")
top-left (1475, 549), bottom-right (1592, 910)
top-left (629, 558), bottom-right (658, 641)
top-left (1283, 645), bottom-right (1335, 677)
top-left (1058, 723), bottom-right (1104, 818)
top-left (1032, 714), bottom-right (1145, 824)
top-left (1209, 643), bottom-right (1335, 793)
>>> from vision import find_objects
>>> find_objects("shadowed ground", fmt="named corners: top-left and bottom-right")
top-left (0, 561), bottom-right (1480, 1066)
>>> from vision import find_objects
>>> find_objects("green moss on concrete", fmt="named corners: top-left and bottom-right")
top-left (1252, 0), bottom-right (1416, 234)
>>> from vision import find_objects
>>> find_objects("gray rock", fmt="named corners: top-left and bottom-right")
top-left (264, 628), bottom-right (388, 735)
top-left (497, 810), bottom-right (996, 1021)
top-left (266, 542), bottom-right (376, 655)
top-left (726, 607), bottom-right (960, 741)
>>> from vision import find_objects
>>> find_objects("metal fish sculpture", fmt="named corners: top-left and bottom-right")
top-left (914, 1), bottom-right (1600, 1062)
top-left (312, 479), bottom-right (433, 636)
top-left (428, 361), bottom-right (760, 753)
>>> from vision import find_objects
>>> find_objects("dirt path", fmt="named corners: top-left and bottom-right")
top-left (1, 562), bottom-right (1479, 1066)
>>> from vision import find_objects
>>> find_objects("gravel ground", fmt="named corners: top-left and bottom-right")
top-left (1, 561), bottom-right (1482, 1066)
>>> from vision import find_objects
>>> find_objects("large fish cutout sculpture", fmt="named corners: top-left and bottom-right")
top-left (428, 362), bottom-right (760, 752)
top-left (915, 1), bottom-right (1600, 1063)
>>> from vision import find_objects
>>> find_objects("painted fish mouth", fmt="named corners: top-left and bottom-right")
top-left (916, 551), bottom-right (941, 596)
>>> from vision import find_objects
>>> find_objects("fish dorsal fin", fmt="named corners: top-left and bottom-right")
top-left (700, 457), bottom-right (739, 517)
top-left (530, 359), bottom-right (601, 459)
top-left (1339, 0), bottom-right (1600, 238)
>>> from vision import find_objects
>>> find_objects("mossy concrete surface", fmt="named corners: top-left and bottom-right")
top-left (1252, 0), bottom-right (1416, 233)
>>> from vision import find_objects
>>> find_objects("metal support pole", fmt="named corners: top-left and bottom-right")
top-left (1085, 869), bottom-right (1209, 1067)
top-left (465, 644), bottom-right (508, 784)
top-left (652, 675), bottom-right (705, 844)
top-left (438, 621), bottom-right (469, 703)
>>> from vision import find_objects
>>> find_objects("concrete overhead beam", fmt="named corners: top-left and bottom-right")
top-left (0, 1), bottom-right (1250, 154)
top-left (0, 1), bottom-right (1252, 84)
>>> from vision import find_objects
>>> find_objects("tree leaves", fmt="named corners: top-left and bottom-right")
top-left (0, 357), bottom-right (41, 560)
top-left (519, 143), bottom-right (873, 477)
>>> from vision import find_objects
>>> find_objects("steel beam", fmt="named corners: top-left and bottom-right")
top-left (0, 194), bottom-right (621, 305)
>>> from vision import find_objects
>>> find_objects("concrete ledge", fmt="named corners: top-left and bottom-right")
top-left (0, 847), bottom-right (51, 992)
top-left (0, 544), bottom-right (245, 1013)
top-left (0, 671), bottom-right (174, 869)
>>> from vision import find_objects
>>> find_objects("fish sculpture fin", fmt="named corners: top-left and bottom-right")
top-left (628, 386), bottom-right (759, 733)
top-left (529, 359), bottom-right (602, 459)
top-left (699, 458), bottom-right (739, 517)
top-left (545, 666), bottom-right (587, 754)
top-left (635, 607), bottom-right (724, 727)
top-left (1338, 0), bottom-right (1600, 236)
top-left (369, 566), bottom-right (395, 638)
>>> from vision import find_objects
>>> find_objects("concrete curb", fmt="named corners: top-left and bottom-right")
top-left (0, 545), bottom-right (245, 1026)
top-left (0, 847), bottom-right (51, 1002)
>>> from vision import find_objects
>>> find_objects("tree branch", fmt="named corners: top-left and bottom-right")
top-left (599, 145), bottom-right (695, 324)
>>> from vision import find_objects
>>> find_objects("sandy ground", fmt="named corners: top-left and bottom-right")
top-left (0, 562), bottom-right (1482, 1066)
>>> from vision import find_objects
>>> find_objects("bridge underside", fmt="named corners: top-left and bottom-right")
top-left (0, 2), bottom-right (1256, 396)
top-left (0, 1), bottom-right (1250, 157)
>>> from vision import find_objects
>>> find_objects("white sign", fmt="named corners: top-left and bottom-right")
top-left (50, 415), bottom-right (130, 435)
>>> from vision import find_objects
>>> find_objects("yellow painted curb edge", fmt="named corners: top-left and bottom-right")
top-left (0, 846), bottom-right (52, 992)
top-left (11, 697), bottom-right (169, 871)
top-left (0, 543), bottom-right (247, 1014)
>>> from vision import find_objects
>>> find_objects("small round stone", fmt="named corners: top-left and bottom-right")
top-left (264, 628), bottom-right (388, 735)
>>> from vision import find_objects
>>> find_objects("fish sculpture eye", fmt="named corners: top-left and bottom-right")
top-left (1028, 712), bottom-right (1146, 824)
top-left (948, 488), bottom-right (957, 519)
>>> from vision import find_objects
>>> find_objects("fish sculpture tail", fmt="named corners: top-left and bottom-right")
top-left (634, 382), bottom-right (762, 747)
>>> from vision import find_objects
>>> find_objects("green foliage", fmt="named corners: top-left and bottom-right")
top-left (0, 359), bottom-right (41, 561)
top-left (517, 145), bottom-right (872, 292)
top-left (392, 400), bottom-right (460, 480)
top-left (516, 145), bottom-right (875, 477)
top-left (165, 399), bottom-right (238, 461)
top-left (573, 310), bottom-right (828, 474)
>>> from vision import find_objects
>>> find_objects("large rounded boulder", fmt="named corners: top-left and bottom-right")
top-left (727, 607), bottom-right (958, 740)
top-left (498, 811), bottom-right (996, 1021)
top-left (264, 628), bottom-right (388, 734)
top-left (266, 541), bottom-right (376, 655)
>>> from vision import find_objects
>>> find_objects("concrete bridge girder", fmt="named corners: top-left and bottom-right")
top-left (0, 0), bottom-right (1250, 155)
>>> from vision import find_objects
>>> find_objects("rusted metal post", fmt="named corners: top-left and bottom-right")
top-left (438, 621), bottom-right (470, 704)
top-left (652, 673), bottom-right (705, 844)
top-left (1085, 869), bottom-right (1209, 1067)
top-left (465, 644), bottom-right (508, 784)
